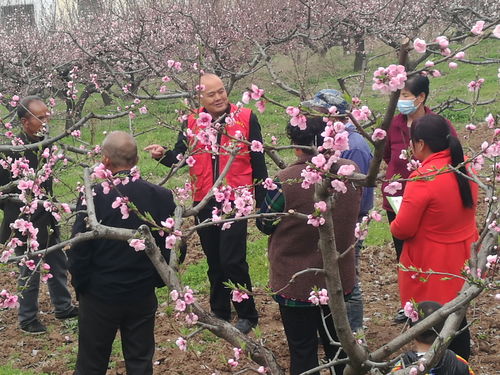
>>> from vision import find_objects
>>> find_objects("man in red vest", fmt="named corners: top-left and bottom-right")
top-left (145, 74), bottom-right (267, 334)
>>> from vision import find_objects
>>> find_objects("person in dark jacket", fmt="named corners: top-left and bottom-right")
top-left (144, 73), bottom-right (268, 334)
top-left (0, 96), bottom-right (76, 334)
top-left (68, 131), bottom-right (176, 375)
top-left (391, 301), bottom-right (474, 375)
top-left (257, 118), bottom-right (361, 375)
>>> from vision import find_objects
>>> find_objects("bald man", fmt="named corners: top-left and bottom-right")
top-left (145, 74), bottom-right (268, 334)
top-left (0, 96), bottom-right (77, 334)
top-left (69, 131), bottom-right (176, 375)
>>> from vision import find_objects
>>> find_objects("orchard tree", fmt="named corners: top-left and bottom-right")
top-left (0, 3), bottom-right (499, 375)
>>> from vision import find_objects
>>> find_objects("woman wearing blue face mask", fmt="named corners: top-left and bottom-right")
top-left (381, 74), bottom-right (457, 322)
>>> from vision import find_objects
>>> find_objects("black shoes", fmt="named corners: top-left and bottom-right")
top-left (55, 305), bottom-right (79, 320)
top-left (20, 319), bottom-right (47, 335)
top-left (235, 318), bottom-right (257, 334)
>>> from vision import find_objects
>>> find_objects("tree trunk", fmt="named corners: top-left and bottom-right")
top-left (353, 33), bottom-right (366, 72)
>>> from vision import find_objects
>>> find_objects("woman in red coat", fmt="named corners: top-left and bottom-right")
top-left (391, 114), bottom-right (478, 360)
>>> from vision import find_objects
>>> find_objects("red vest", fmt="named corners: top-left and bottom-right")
top-left (187, 104), bottom-right (253, 201)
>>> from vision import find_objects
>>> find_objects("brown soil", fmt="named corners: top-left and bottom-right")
top-left (0, 239), bottom-right (498, 375)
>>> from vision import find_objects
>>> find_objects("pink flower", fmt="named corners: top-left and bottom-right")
top-left (337, 164), bottom-right (355, 176)
top-left (185, 313), bottom-right (198, 325)
top-left (369, 211), bottom-right (382, 221)
top-left (232, 290), bottom-right (249, 303)
top-left (485, 113), bottom-right (495, 128)
top-left (71, 130), bottom-right (81, 138)
top-left (165, 234), bottom-right (178, 249)
top-left (250, 84), bottom-right (264, 100)
top-left (184, 292), bottom-right (195, 305)
top-left (314, 201), bottom-right (327, 212)
top-left (413, 38), bottom-right (426, 53)
top-left (425, 61), bottom-right (435, 67)
top-left (286, 106), bottom-right (300, 117)
top-left (471, 20), bottom-right (485, 35)
top-left (139, 106), bottom-right (148, 114)
top-left (331, 179), bottom-right (347, 193)
top-left (465, 124), bottom-right (477, 131)
top-left (0, 290), bottom-right (19, 309)
top-left (307, 215), bottom-right (325, 227)
top-left (233, 347), bottom-right (243, 360)
top-left (241, 91), bottom-right (251, 104)
top-left (196, 112), bottom-right (212, 127)
top-left (384, 181), bottom-right (403, 195)
top-left (228, 359), bottom-right (239, 368)
top-left (170, 289), bottom-right (179, 301)
top-left (448, 62), bottom-right (458, 69)
top-left (371, 128), bottom-right (387, 141)
top-left (175, 337), bottom-right (187, 351)
top-left (432, 70), bottom-right (442, 78)
top-left (311, 154), bottom-right (326, 168)
top-left (258, 366), bottom-right (267, 374)
top-left (256, 100), bottom-right (266, 113)
top-left (175, 299), bottom-right (186, 312)
top-left (162, 75), bottom-right (171, 82)
top-left (42, 273), bottom-right (53, 283)
top-left (251, 140), bottom-right (264, 153)
top-left (403, 301), bottom-right (419, 322)
top-left (352, 106), bottom-right (372, 122)
top-left (290, 114), bottom-right (307, 130)
top-left (159, 85), bottom-right (167, 93)
top-left (435, 36), bottom-right (449, 49)
top-left (92, 163), bottom-right (112, 179)
top-left (186, 156), bottom-right (196, 167)
top-left (409, 367), bottom-right (418, 375)
top-left (454, 51), bottom-right (465, 60)
top-left (128, 111), bottom-right (136, 120)
top-left (195, 84), bottom-right (205, 91)
top-left (174, 61), bottom-right (182, 71)
top-left (493, 25), bottom-right (500, 38)
top-left (262, 178), bottom-right (277, 190)
top-left (129, 238), bottom-right (146, 252)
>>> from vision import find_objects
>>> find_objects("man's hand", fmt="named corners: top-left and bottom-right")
top-left (144, 144), bottom-right (165, 159)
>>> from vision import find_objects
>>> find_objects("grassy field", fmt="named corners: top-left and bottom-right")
top-left (0, 36), bottom-right (498, 373)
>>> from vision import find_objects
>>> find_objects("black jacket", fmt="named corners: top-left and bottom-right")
top-left (0, 133), bottom-right (58, 250)
top-left (68, 173), bottom-right (176, 303)
top-left (396, 350), bottom-right (472, 375)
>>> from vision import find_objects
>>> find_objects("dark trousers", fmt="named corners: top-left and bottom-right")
top-left (16, 246), bottom-right (73, 326)
top-left (196, 204), bottom-right (258, 322)
top-left (386, 210), bottom-right (404, 261)
top-left (75, 293), bottom-right (157, 375)
top-left (279, 304), bottom-right (346, 375)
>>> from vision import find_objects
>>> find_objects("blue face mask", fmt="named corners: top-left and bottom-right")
top-left (397, 99), bottom-right (419, 115)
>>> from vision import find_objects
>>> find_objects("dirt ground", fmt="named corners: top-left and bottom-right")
top-left (0, 239), bottom-right (498, 375)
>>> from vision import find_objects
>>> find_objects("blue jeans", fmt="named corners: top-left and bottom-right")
top-left (346, 282), bottom-right (364, 332)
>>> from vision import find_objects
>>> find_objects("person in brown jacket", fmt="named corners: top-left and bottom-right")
top-left (257, 118), bottom-right (361, 375)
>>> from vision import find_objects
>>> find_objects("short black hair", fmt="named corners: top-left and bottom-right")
top-left (405, 75), bottom-right (430, 102)
top-left (17, 96), bottom-right (44, 120)
top-left (286, 116), bottom-right (326, 155)
top-left (410, 301), bottom-right (444, 345)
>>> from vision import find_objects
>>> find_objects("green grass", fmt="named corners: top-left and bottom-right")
top-left (0, 366), bottom-right (47, 375)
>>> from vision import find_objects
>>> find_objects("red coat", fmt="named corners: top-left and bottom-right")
top-left (390, 150), bottom-right (478, 306)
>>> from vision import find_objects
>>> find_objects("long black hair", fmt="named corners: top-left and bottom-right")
top-left (411, 114), bottom-right (473, 208)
